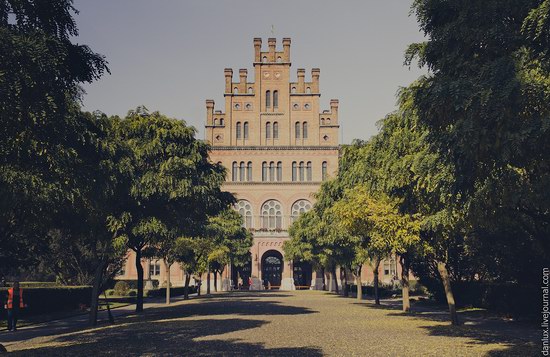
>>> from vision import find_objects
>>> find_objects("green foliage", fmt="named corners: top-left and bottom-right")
top-left (113, 281), bottom-right (130, 296)
top-left (0, 0), bottom-right (108, 270)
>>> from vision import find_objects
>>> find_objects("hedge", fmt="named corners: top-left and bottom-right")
top-left (0, 286), bottom-right (92, 317)
top-left (146, 286), bottom-right (197, 298)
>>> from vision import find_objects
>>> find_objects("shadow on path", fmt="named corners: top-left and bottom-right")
top-left (6, 293), bottom-right (321, 356)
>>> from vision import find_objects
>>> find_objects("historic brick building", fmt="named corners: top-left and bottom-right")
top-left (118, 38), bottom-right (402, 291)
top-left (205, 37), bottom-right (339, 290)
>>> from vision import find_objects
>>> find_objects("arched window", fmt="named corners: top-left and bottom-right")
top-left (306, 87), bottom-right (311, 94)
top-left (320, 118), bottom-right (325, 125)
top-left (322, 161), bottom-right (328, 180)
top-left (239, 162), bottom-right (245, 182)
top-left (326, 118), bottom-right (331, 124)
top-left (236, 200), bottom-right (253, 228)
top-left (276, 161), bottom-right (282, 181)
top-left (295, 122), bottom-right (300, 138)
top-left (248, 87), bottom-right (253, 94)
top-left (220, 118), bottom-right (224, 126)
top-left (277, 56), bottom-right (282, 63)
top-left (292, 162), bottom-right (297, 181)
top-left (261, 200), bottom-right (282, 229)
top-left (213, 119), bottom-right (218, 126)
top-left (236, 122), bottom-right (241, 139)
top-left (234, 87), bottom-right (239, 94)
top-left (273, 122), bottom-right (279, 139)
top-left (291, 199), bottom-right (312, 223)
top-left (244, 122), bottom-right (249, 139)
top-left (232, 162), bottom-right (238, 181)
top-left (247, 161), bottom-right (252, 181)
top-left (273, 90), bottom-right (279, 108)
top-left (266, 122), bottom-right (271, 139)
top-left (306, 161), bottom-right (312, 181)
top-left (291, 87), bottom-right (296, 94)
top-left (262, 56), bottom-right (267, 63)
top-left (269, 161), bottom-right (275, 182)
top-left (303, 122), bottom-right (308, 139)
top-left (262, 162), bottom-right (268, 181)
top-left (266, 90), bottom-right (271, 108)
top-left (299, 161), bottom-right (305, 181)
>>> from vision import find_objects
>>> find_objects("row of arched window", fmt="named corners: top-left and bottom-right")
top-left (213, 118), bottom-right (225, 126)
top-left (233, 87), bottom-right (254, 94)
top-left (266, 122), bottom-right (279, 139)
top-left (291, 87), bottom-right (312, 94)
top-left (232, 162), bottom-right (252, 182)
top-left (236, 121), bottom-right (249, 139)
top-left (231, 161), bottom-right (329, 182)
top-left (262, 162), bottom-right (282, 181)
top-left (236, 199), bottom-right (312, 229)
top-left (295, 122), bottom-right (308, 139)
top-left (265, 90), bottom-right (279, 108)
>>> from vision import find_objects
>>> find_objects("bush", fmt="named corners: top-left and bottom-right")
top-left (113, 281), bottom-right (130, 296)
top-left (0, 286), bottom-right (92, 317)
top-left (128, 290), bottom-right (137, 297)
top-left (105, 289), bottom-right (115, 296)
top-left (160, 281), bottom-right (172, 288)
top-left (146, 286), bottom-right (197, 298)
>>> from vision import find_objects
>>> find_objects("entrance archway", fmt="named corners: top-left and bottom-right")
top-left (261, 250), bottom-right (283, 289)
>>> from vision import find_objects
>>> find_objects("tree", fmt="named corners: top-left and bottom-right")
top-left (109, 107), bottom-right (230, 312)
top-left (0, 0), bottom-right (108, 273)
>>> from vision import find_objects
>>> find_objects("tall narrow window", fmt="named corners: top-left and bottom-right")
top-left (269, 162), bottom-right (275, 182)
top-left (220, 118), bottom-right (224, 126)
top-left (239, 162), bottom-right (245, 181)
top-left (295, 122), bottom-right (300, 138)
top-left (303, 122), bottom-right (308, 139)
top-left (322, 161), bottom-right (328, 180)
top-left (307, 162), bottom-right (312, 181)
top-left (244, 122), bottom-right (249, 139)
top-left (299, 161), bottom-right (305, 181)
top-left (262, 162), bottom-right (268, 181)
top-left (232, 162), bottom-right (238, 181)
top-left (247, 162), bottom-right (252, 181)
top-left (273, 122), bottom-right (279, 139)
top-left (292, 162), bottom-right (297, 181)
top-left (266, 91), bottom-right (271, 108)
top-left (236, 122), bottom-right (241, 139)
top-left (266, 122), bottom-right (271, 139)
top-left (273, 90), bottom-right (279, 108)
top-left (277, 162), bottom-right (282, 181)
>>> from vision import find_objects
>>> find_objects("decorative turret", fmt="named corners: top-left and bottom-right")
top-left (224, 68), bottom-right (233, 93)
top-left (254, 38), bottom-right (262, 62)
top-left (282, 38), bottom-right (291, 62)
top-left (311, 68), bottom-right (320, 93)
top-left (297, 68), bottom-right (305, 93)
top-left (206, 99), bottom-right (214, 124)
top-left (268, 38), bottom-right (276, 62)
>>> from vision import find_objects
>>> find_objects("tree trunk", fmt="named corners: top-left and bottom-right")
top-left (89, 259), bottom-right (107, 326)
top-left (355, 265), bottom-right (363, 300)
top-left (135, 248), bottom-right (144, 313)
top-left (331, 266), bottom-right (339, 294)
top-left (197, 276), bottom-right (202, 296)
top-left (321, 267), bottom-right (326, 291)
top-left (164, 259), bottom-right (171, 305)
top-left (400, 254), bottom-right (410, 313)
top-left (343, 267), bottom-right (349, 297)
top-left (214, 271), bottom-right (218, 292)
top-left (437, 261), bottom-right (459, 325)
top-left (372, 257), bottom-right (381, 305)
top-left (184, 272), bottom-right (190, 300)
top-left (207, 268), bottom-right (211, 295)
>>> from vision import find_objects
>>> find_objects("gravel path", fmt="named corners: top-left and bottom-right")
top-left (2, 290), bottom-right (538, 356)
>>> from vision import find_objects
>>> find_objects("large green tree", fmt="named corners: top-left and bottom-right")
top-left (109, 107), bottom-right (231, 312)
top-left (0, 0), bottom-right (108, 272)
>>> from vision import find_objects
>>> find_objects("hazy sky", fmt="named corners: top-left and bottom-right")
top-left (73, 0), bottom-right (426, 143)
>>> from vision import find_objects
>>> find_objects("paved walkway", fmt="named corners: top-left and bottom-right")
top-left (0, 291), bottom-right (539, 356)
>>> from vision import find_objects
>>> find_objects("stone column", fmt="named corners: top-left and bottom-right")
top-left (280, 259), bottom-right (295, 290)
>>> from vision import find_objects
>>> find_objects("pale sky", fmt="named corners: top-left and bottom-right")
top-left (74, 0), bottom-right (426, 143)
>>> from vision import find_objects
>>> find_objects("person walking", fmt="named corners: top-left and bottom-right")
top-left (5, 281), bottom-right (26, 332)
